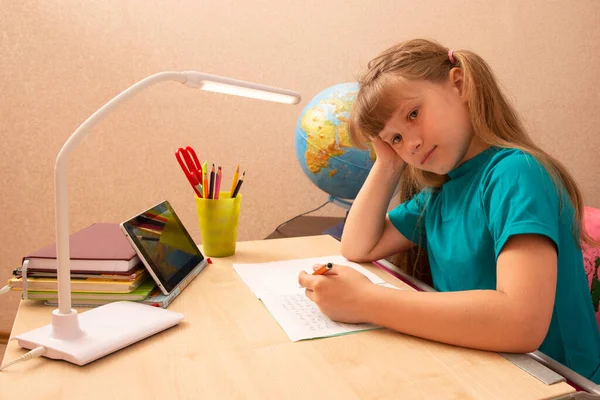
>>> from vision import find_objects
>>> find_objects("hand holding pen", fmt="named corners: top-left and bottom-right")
top-left (298, 262), bottom-right (375, 324)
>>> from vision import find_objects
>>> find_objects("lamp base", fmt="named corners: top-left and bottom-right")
top-left (13, 301), bottom-right (184, 366)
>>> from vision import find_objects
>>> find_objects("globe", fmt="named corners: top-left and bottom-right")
top-left (295, 82), bottom-right (375, 204)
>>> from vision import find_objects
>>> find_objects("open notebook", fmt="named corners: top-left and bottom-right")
top-left (233, 255), bottom-right (401, 341)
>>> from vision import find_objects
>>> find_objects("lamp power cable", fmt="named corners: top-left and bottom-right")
top-left (0, 347), bottom-right (46, 371)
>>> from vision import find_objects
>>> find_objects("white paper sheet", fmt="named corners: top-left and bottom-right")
top-left (233, 255), bottom-right (385, 297)
top-left (233, 255), bottom-right (402, 341)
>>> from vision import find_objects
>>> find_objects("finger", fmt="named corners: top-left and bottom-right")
top-left (312, 264), bottom-right (322, 271)
top-left (304, 288), bottom-right (315, 302)
top-left (371, 136), bottom-right (391, 155)
top-left (298, 271), bottom-right (314, 289)
top-left (370, 135), bottom-right (383, 149)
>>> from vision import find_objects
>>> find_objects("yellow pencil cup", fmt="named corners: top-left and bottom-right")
top-left (195, 192), bottom-right (242, 257)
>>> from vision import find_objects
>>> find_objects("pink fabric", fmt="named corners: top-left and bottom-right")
top-left (582, 206), bottom-right (600, 328)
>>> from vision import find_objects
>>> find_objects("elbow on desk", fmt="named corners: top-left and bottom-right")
top-left (495, 312), bottom-right (549, 354)
top-left (500, 337), bottom-right (542, 355)
top-left (513, 325), bottom-right (548, 354)
top-left (340, 245), bottom-right (375, 264)
top-left (339, 233), bottom-right (371, 262)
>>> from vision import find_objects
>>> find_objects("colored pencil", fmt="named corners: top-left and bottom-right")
top-left (231, 171), bottom-right (245, 198)
top-left (229, 164), bottom-right (240, 197)
top-left (215, 166), bottom-right (222, 199)
top-left (202, 161), bottom-right (209, 198)
top-left (203, 174), bottom-right (209, 199)
top-left (208, 164), bottom-right (215, 199)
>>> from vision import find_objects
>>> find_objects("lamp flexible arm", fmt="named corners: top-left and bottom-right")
top-left (54, 72), bottom-right (186, 314)
top-left (54, 70), bottom-right (300, 315)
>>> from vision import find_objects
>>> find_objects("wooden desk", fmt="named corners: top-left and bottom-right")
top-left (0, 235), bottom-right (575, 399)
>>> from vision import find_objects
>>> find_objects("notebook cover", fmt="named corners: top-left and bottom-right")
top-left (25, 223), bottom-right (137, 261)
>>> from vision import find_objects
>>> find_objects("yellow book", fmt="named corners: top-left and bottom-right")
top-left (8, 272), bottom-right (147, 293)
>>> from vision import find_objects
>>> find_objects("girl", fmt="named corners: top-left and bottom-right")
top-left (298, 39), bottom-right (600, 383)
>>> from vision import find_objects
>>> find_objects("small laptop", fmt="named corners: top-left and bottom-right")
top-left (121, 200), bottom-right (208, 295)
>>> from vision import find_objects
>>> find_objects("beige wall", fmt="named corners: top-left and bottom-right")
top-left (1, 1), bottom-right (599, 339)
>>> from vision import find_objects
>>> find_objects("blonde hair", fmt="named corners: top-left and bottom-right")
top-left (349, 38), bottom-right (594, 279)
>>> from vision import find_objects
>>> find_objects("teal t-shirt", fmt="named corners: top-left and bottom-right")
top-left (388, 146), bottom-right (600, 383)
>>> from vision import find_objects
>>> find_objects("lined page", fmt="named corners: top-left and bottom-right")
top-left (259, 292), bottom-right (380, 341)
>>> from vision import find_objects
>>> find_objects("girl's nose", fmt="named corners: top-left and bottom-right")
top-left (405, 137), bottom-right (422, 155)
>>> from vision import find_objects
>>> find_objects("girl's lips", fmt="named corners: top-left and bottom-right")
top-left (421, 146), bottom-right (436, 164)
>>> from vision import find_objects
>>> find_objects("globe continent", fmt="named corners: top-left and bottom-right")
top-left (295, 82), bottom-right (375, 200)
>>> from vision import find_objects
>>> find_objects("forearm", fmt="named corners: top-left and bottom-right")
top-left (341, 162), bottom-right (403, 259)
top-left (362, 286), bottom-right (546, 353)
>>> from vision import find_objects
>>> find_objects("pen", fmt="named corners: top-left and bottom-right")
top-left (312, 262), bottom-right (333, 275)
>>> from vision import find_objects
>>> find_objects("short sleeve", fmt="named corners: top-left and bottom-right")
top-left (388, 189), bottom-right (431, 246)
top-left (481, 153), bottom-right (561, 258)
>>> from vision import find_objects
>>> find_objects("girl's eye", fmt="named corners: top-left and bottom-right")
top-left (408, 109), bottom-right (419, 120)
top-left (391, 134), bottom-right (402, 145)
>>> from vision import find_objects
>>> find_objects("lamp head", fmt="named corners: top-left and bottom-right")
top-left (182, 71), bottom-right (301, 105)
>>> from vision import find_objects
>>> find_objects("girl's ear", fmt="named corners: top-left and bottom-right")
top-left (449, 67), bottom-right (465, 99)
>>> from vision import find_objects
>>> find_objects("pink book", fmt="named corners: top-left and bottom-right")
top-left (23, 223), bottom-right (139, 273)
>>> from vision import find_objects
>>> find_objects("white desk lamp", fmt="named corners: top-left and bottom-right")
top-left (13, 71), bottom-right (301, 366)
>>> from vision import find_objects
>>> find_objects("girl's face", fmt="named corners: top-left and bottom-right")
top-left (379, 71), bottom-right (487, 175)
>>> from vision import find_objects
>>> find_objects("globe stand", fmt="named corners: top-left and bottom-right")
top-left (322, 196), bottom-right (351, 241)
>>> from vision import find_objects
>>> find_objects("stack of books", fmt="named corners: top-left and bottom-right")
top-left (7, 223), bottom-right (192, 308)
